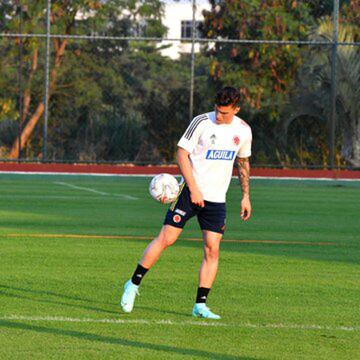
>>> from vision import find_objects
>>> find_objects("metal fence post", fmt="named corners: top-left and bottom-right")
top-left (189, 0), bottom-right (196, 122)
top-left (17, 3), bottom-right (23, 161)
top-left (43, 0), bottom-right (51, 161)
top-left (329, 0), bottom-right (339, 169)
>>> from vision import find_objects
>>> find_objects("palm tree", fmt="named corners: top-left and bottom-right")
top-left (283, 18), bottom-right (360, 167)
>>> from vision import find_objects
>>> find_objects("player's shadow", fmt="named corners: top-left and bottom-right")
top-left (0, 285), bottom-right (119, 315)
top-left (0, 284), bottom-right (189, 318)
top-left (0, 320), bottom-right (259, 360)
top-left (0, 284), bottom-right (109, 304)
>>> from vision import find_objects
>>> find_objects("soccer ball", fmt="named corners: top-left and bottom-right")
top-left (149, 173), bottom-right (180, 204)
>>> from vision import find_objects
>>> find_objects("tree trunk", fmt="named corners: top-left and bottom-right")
top-left (9, 39), bottom-right (67, 159)
top-left (9, 102), bottom-right (45, 158)
top-left (22, 48), bottom-right (38, 123)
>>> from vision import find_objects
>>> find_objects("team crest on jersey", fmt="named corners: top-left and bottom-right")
top-left (206, 150), bottom-right (235, 160)
top-left (210, 134), bottom-right (217, 145)
top-left (233, 135), bottom-right (240, 146)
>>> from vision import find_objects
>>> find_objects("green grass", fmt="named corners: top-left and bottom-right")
top-left (0, 174), bottom-right (359, 359)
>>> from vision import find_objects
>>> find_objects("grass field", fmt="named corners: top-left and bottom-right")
top-left (0, 174), bottom-right (359, 359)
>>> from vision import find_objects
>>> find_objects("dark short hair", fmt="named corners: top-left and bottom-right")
top-left (215, 87), bottom-right (240, 107)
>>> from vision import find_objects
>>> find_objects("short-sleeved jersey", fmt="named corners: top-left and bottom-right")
top-left (177, 111), bottom-right (252, 203)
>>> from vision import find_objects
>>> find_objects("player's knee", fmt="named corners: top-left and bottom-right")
top-left (164, 236), bottom-right (177, 248)
top-left (157, 233), bottom-right (177, 249)
top-left (204, 245), bottom-right (219, 261)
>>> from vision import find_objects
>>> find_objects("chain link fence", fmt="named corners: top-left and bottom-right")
top-left (0, 0), bottom-right (359, 168)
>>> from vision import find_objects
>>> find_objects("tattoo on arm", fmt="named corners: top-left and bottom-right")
top-left (236, 157), bottom-right (250, 197)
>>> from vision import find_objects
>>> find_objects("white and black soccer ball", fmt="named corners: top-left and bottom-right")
top-left (149, 173), bottom-right (180, 204)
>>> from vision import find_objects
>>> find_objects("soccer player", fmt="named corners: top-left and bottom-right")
top-left (121, 87), bottom-right (252, 319)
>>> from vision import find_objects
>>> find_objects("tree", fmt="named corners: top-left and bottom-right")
top-left (283, 18), bottom-right (360, 167)
top-left (200, 0), bottom-right (315, 120)
top-left (0, 0), bottom-right (165, 159)
top-left (198, 0), bottom-right (317, 165)
top-left (304, 0), bottom-right (334, 19)
top-left (43, 1), bottom-right (173, 162)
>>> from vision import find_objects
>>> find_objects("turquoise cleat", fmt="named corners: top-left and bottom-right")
top-left (120, 280), bottom-right (139, 313)
top-left (192, 303), bottom-right (221, 320)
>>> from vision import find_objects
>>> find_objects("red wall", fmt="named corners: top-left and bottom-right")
top-left (0, 162), bottom-right (359, 179)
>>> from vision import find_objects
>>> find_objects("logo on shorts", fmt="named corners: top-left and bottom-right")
top-left (233, 135), bottom-right (240, 146)
top-left (173, 214), bottom-right (181, 223)
top-left (175, 209), bottom-right (186, 216)
top-left (206, 150), bottom-right (235, 160)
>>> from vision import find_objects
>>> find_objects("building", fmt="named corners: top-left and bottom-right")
top-left (160, 0), bottom-right (211, 59)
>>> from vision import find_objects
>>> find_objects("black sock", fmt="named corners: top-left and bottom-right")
top-left (131, 264), bottom-right (149, 285)
top-left (196, 287), bottom-right (211, 303)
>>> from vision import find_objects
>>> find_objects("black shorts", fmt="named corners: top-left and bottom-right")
top-left (164, 184), bottom-right (226, 234)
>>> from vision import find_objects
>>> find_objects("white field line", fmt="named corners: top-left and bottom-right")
top-left (1, 315), bottom-right (359, 332)
top-left (0, 171), bottom-right (359, 181)
top-left (0, 195), bottom-right (119, 199)
top-left (53, 181), bottom-right (138, 200)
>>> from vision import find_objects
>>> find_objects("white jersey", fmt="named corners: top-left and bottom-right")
top-left (177, 111), bottom-right (252, 203)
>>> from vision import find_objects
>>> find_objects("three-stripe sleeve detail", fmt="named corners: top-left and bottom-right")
top-left (184, 115), bottom-right (207, 140)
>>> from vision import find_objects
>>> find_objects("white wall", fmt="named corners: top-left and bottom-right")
top-left (160, 0), bottom-right (211, 59)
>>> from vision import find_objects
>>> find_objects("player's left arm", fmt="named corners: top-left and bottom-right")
top-left (235, 157), bottom-right (251, 221)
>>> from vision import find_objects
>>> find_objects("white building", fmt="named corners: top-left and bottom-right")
top-left (160, 0), bottom-right (211, 59)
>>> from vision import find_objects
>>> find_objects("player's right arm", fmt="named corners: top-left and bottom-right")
top-left (176, 114), bottom-right (208, 207)
top-left (177, 147), bottom-right (205, 207)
